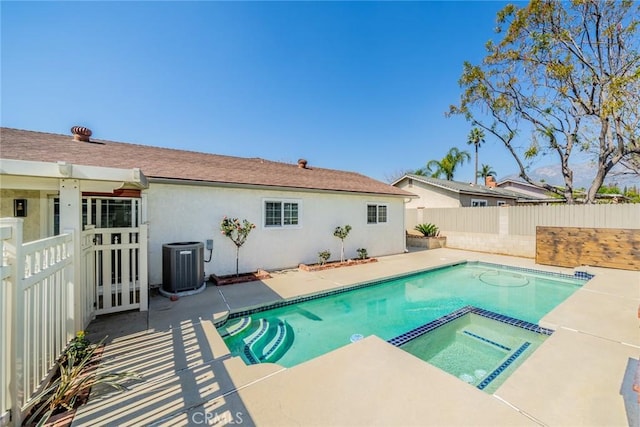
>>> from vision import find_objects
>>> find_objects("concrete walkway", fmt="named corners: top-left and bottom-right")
top-left (74, 248), bottom-right (640, 426)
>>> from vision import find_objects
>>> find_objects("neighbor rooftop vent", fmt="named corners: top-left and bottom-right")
top-left (298, 159), bottom-right (308, 169)
top-left (71, 126), bottom-right (92, 142)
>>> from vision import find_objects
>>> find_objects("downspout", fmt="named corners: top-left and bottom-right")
top-left (403, 197), bottom-right (410, 253)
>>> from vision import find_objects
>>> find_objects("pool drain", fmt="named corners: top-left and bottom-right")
top-left (474, 369), bottom-right (487, 379)
top-left (479, 270), bottom-right (529, 287)
top-left (350, 333), bottom-right (364, 343)
top-left (459, 373), bottom-right (475, 384)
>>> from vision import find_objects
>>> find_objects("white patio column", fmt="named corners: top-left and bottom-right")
top-left (59, 178), bottom-right (83, 333)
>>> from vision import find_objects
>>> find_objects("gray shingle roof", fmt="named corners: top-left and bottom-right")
top-left (400, 174), bottom-right (534, 199)
top-left (0, 127), bottom-right (413, 197)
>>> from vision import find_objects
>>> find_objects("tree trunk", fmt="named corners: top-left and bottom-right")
top-left (235, 245), bottom-right (240, 277)
top-left (474, 145), bottom-right (479, 185)
top-left (561, 159), bottom-right (575, 204)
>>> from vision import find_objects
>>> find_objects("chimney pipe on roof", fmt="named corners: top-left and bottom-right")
top-left (71, 126), bottom-right (92, 142)
top-left (485, 175), bottom-right (497, 188)
top-left (297, 159), bottom-right (308, 169)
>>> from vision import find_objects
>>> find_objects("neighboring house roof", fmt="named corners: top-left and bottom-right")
top-left (496, 178), bottom-right (547, 191)
top-left (394, 174), bottom-right (534, 200)
top-left (0, 127), bottom-right (413, 197)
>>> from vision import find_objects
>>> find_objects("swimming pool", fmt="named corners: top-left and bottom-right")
top-left (218, 262), bottom-right (588, 370)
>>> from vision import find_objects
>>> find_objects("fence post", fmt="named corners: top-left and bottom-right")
top-left (62, 229), bottom-right (76, 340)
top-left (81, 226), bottom-right (96, 328)
top-left (139, 223), bottom-right (149, 311)
top-left (1, 218), bottom-right (24, 426)
top-left (59, 179), bottom-right (82, 333)
top-left (499, 207), bottom-right (509, 236)
top-left (0, 221), bottom-right (15, 427)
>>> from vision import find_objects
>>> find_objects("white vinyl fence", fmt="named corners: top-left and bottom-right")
top-left (0, 219), bottom-right (85, 427)
top-left (406, 204), bottom-right (640, 257)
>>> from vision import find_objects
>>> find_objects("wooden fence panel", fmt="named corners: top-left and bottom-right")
top-left (536, 226), bottom-right (640, 271)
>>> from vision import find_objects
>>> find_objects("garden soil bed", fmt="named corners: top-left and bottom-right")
top-left (210, 269), bottom-right (271, 286)
top-left (24, 345), bottom-right (105, 427)
top-left (298, 258), bottom-right (378, 272)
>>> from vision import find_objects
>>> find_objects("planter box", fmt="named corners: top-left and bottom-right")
top-left (28, 345), bottom-right (105, 427)
top-left (406, 235), bottom-right (446, 249)
top-left (210, 269), bottom-right (271, 286)
top-left (299, 258), bottom-right (378, 272)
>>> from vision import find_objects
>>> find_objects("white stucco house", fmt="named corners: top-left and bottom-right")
top-left (392, 174), bottom-right (527, 208)
top-left (1, 127), bottom-right (413, 311)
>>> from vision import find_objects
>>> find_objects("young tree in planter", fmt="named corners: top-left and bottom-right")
top-left (333, 225), bottom-right (352, 263)
top-left (220, 217), bottom-right (256, 277)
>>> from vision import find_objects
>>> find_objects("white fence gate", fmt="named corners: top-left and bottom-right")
top-left (83, 225), bottom-right (148, 315)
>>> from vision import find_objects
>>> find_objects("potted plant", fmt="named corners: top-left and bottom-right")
top-left (414, 223), bottom-right (439, 237)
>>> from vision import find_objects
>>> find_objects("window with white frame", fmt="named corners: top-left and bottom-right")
top-left (497, 200), bottom-right (507, 206)
top-left (51, 197), bottom-right (140, 235)
top-left (367, 203), bottom-right (388, 224)
top-left (471, 199), bottom-right (488, 207)
top-left (264, 200), bottom-right (300, 227)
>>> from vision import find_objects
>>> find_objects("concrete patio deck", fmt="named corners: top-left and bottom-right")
top-left (75, 248), bottom-right (640, 426)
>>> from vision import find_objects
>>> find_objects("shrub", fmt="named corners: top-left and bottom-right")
top-left (65, 331), bottom-right (91, 365)
top-left (356, 248), bottom-right (368, 260)
top-left (414, 223), bottom-right (439, 237)
top-left (318, 250), bottom-right (331, 265)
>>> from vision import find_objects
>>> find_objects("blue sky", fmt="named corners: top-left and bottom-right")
top-left (2, 0), bottom-right (528, 183)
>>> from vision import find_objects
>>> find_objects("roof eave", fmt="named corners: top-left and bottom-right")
top-left (0, 158), bottom-right (149, 189)
top-left (147, 177), bottom-right (413, 198)
top-left (458, 190), bottom-right (518, 199)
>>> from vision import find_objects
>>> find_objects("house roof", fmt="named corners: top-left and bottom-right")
top-left (497, 178), bottom-right (548, 190)
top-left (496, 179), bottom-right (547, 192)
top-left (394, 174), bottom-right (534, 200)
top-left (0, 127), bottom-right (413, 197)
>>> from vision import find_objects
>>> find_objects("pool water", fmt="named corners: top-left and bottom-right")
top-left (218, 262), bottom-right (585, 369)
top-left (398, 309), bottom-right (550, 393)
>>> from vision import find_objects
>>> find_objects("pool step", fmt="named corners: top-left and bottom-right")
top-left (220, 316), bottom-right (252, 337)
top-left (460, 329), bottom-right (511, 352)
top-left (243, 318), bottom-right (295, 364)
top-left (261, 321), bottom-right (294, 363)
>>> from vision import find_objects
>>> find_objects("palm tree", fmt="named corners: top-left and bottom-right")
top-left (467, 127), bottom-right (485, 184)
top-left (477, 164), bottom-right (496, 180)
top-left (425, 147), bottom-right (471, 180)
